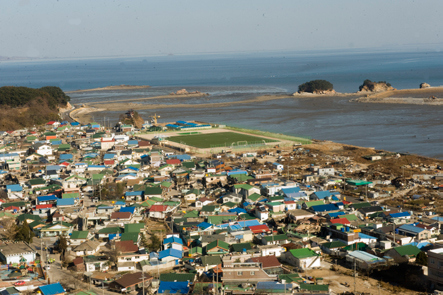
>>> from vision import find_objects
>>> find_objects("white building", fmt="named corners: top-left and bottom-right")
top-left (0, 242), bottom-right (37, 264)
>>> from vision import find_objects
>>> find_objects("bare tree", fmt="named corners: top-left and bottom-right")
top-left (0, 217), bottom-right (18, 240)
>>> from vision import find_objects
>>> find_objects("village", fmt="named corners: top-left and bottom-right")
top-left (0, 112), bottom-right (442, 295)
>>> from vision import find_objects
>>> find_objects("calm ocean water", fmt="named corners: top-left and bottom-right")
top-left (0, 50), bottom-right (442, 158)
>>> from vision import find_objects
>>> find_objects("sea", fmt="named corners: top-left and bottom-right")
top-left (0, 49), bottom-right (442, 159)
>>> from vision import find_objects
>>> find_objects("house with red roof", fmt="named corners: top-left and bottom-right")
top-left (148, 205), bottom-right (169, 219)
top-left (330, 217), bottom-right (351, 225)
top-left (249, 224), bottom-right (271, 234)
top-left (166, 159), bottom-right (181, 166)
top-left (101, 137), bottom-right (116, 151)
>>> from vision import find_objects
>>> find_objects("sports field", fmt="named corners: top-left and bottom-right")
top-left (167, 132), bottom-right (278, 148)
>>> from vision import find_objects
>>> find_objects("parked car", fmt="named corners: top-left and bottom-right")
top-left (14, 281), bottom-right (25, 286)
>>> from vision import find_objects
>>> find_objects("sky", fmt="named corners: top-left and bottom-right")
top-left (1, 0), bottom-right (443, 59)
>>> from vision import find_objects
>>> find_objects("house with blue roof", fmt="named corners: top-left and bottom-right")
top-left (163, 236), bottom-right (184, 251)
top-left (124, 191), bottom-right (143, 201)
top-left (227, 169), bottom-right (248, 176)
top-left (398, 223), bottom-right (431, 241)
top-left (120, 206), bottom-right (136, 214)
top-left (57, 198), bottom-right (75, 207)
top-left (6, 184), bottom-right (22, 192)
top-left (158, 248), bottom-right (183, 263)
top-left (37, 194), bottom-right (58, 204)
top-left (388, 211), bottom-right (411, 222)
top-left (158, 281), bottom-right (189, 294)
top-left (310, 190), bottom-right (340, 201)
top-left (59, 154), bottom-right (73, 161)
top-left (280, 186), bottom-right (301, 197)
top-left (37, 282), bottom-right (65, 295)
top-left (103, 153), bottom-right (116, 160)
top-left (168, 154), bottom-right (192, 161)
top-left (310, 203), bottom-right (340, 213)
top-left (6, 184), bottom-right (23, 199)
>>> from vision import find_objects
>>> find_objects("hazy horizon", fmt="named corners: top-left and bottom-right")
top-left (1, 0), bottom-right (442, 60)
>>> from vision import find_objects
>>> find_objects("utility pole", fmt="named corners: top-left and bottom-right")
top-left (102, 281), bottom-right (104, 295)
top-left (353, 258), bottom-right (356, 294)
top-left (393, 222), bottom-right (396, 245)
top-left (142, 267), bottom-right (145, 295)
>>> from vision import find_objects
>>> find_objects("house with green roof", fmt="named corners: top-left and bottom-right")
top-left (233, 183), bottom-right (260, 197)
top-left (229, 174), bottom-right (254, 184)
top-left (299, 283), bottom-right (330, 293)
top-left (183, 210), bottom-right (199, 219)
top-left (38, 221), bottom-right (74, 237)
top-left (246, 193), bottom-right (263, 204)
top-left (188, 246), bottom-right (203, 257)
top-left (284, 248), bottom-right (321, 269)
top-left (16, 213), bottom-right (42, 224)
top-left (182, 161), bottom-right (196, 170)
top-left (63, 174), bottom-right (87, 188)
top-left (302, 200), bottom-right (325, 209)
top-left (28, 178), bottom-right (46, 188)
top-left (207, 214), bottom-right (237, 225)
top-left (384, 244), bottom-right (421, 263)
top-left (231, 242), bottom-right (253, 253)
top-left (57, 143), bottom-right (71, 152)
top-left (200, 205), bottom-right (219, 216)
top-left (320, 241), bottom-right (347, 254)
top-left (144, 186), bottom-right (163, 198)
top-left (70, 230), bottom-right (92, 245)
top-left (205, 240), bottom-right (230, 255)
top-left (125, 223), bottom-right (145, 233)
top-left (121, 232), bottom-right (140, 244)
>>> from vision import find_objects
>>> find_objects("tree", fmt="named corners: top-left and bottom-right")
top-left (0, 217), bottom-right (19, 240)
top-left (298, 80), bottom-right (333, 93)
top-left (148, 233), bottom-right (161, 252)
top-left (58, 235), bottom-right (68, 252)
top-left (15, 220), bottom-right (34, 243)
top-left (416, 251), bottom-right (428, 266)
top-left (140, 233), bottom-right (150, 248)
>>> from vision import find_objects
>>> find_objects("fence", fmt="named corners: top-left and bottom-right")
top-left (225, 126), bottom-right (312, 144)
top-left (210, 140), bottom-right (269, 149)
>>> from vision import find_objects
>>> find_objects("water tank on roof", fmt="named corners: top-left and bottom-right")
top-left (346, 226), bottom-right (350, 232)
top-left (341, 227), bottom-right (345, 232)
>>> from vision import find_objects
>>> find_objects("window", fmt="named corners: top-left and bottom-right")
top-left (431, 259), bottom-right (435, 264)
top-left (250, 271), bottom-right (255, 275)
top-left (237, 272), bottom-right (243, 276)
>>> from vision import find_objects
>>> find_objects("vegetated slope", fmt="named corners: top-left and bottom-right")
top-left (0, 86), bottom-right (70, 130)
top-left (118, 110), bottom-right (144, 129)
top-left (298, 80), bottom-right (334, 93)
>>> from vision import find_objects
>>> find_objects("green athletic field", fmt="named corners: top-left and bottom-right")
top-left (167, 132), bottom-right (278, 148)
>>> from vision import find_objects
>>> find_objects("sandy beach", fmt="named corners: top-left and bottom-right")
top-left (353, 87), bottom-right (443, 105)
top-left (88, 92), bottom-right (209, 104)
top-left (66, 85), bottom-right (151, 93)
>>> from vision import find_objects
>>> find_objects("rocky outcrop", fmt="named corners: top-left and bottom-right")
top-left (169, 89), bottom-right (206, 95)
top-left (293, 89), bottom-right (336, 95)
top-left (358, 80), bottom-right (396, 93)
top-left (420, 82), bottom-right (431, 89)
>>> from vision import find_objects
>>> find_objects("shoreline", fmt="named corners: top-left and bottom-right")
top-left (66, 85), bottom-right (151, 93)
top-left (88, 92), bottom-right (210, 105)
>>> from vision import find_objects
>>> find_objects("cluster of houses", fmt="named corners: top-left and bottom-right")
top-left (0, 119), bottom-right (442, 294)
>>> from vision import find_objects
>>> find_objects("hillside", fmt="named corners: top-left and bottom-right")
top-left (0, 86), bottom-right (70, 130)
